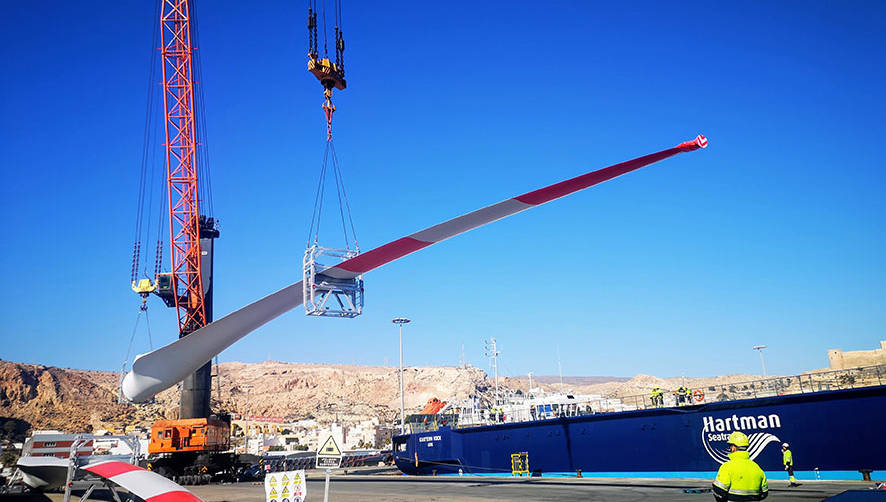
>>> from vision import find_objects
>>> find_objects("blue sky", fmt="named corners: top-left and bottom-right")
top-left (1, 1), bottom-right (884, 379)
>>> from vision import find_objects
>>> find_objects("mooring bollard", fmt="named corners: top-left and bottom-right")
top-left (860, 469), bottom-right (873, 481)
top-left (432, 469), bottom-right (438, 476)
top-left (576, 469), bottom-right (582, 478)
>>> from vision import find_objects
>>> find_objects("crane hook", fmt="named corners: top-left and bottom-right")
top-left (322, 87), bottom-right (336, 141)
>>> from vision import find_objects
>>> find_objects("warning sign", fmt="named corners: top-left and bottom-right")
top-left (265, 470), bottom-right (306, 502)
top-left (316, 434), bottom-right (343, 469)
top-left (318, 435), bottom-right (342, 456)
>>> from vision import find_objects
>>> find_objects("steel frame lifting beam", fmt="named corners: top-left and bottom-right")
top-left (304, 245), bottom-right (364, 318)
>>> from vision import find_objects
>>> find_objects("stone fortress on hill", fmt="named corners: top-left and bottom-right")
top-left (828, 340), bottom-right (886, 370)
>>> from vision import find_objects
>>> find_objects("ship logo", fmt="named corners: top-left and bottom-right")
top-left (701, 414), bottom-right (782, 464)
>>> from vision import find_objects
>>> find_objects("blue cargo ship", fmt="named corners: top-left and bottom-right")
top-left (393, 369), bottom-right (886, 481)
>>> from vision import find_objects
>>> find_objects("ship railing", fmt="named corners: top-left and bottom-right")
top-left (448, 398), bottom-right (637, 428)
top-left (617, 363), bottom-right (886, 410)
top-left (428, 365), bottom-right (886, 429)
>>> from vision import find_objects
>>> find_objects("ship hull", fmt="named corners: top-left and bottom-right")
top-left (394, 386), bottom-right (886, 480)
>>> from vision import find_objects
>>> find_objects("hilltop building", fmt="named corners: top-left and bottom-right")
top-left (827, 340), bottom-right (886, 370)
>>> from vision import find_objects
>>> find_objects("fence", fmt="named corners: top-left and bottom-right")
top-left (618, 364), bottom-right (886, 410)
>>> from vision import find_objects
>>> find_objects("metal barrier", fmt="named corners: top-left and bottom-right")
top-left (618, 364), bottom-right (886, 410)
top-left (263, 451), bottom-right (391, 473)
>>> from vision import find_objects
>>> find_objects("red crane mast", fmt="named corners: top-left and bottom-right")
top-left (159, 0), bottom-right (206, 335)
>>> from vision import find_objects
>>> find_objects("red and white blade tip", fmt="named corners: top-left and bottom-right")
top-left (676, 134), bottom-right (708, 151)
top-left (695, 134), bottom-right (708, 148)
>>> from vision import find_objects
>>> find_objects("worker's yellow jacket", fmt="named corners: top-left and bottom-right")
top-left (712, 451), bottom-right (769, 501)
top-left (783, 449), bottom-right (793, 467)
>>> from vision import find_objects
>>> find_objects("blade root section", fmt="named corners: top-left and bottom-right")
top-left (122, 283), bottom-right (304, 402)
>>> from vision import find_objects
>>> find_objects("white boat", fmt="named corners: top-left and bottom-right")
top-left (15, 455), bottom-right (71, 490)
top-left (15, 433), bottom-right (140, 491)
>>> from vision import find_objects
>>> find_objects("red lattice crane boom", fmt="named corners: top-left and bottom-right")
top-left (160, 0), bottom-right (206, 336)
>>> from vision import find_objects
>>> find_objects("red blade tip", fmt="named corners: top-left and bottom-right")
top-left (676, 134), bottom-right (708, 151)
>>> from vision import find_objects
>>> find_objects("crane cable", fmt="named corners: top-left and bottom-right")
top-left (307, 138), bottom-right (359, 252)
top-left (131, 0), bottom-right (163, 287)
top-left (191, 0), bottom-right (215, 218)
top-left (306, 0), bottom-right (357, 253)
top-left (121, 309), bottom-right (153, 377)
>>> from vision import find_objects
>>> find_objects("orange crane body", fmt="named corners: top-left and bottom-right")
top-left (148, 418), bottom-right (229, 454)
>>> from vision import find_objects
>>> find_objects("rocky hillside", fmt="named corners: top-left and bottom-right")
top-left (0, 359), bottom-right (775, 435)
top-left (208, 361), bottom-right (490, 423)
top-left (0, 360), bottom-right (497, 433)
top-left (0, 361), bottom-right (166, 432)
top-left (530, 375), bottom-right (630, 386)
top-left (525, 373), bottom-right (767, 399)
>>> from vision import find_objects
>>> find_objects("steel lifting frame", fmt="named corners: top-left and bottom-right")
top-left (303, 245), bottom-right (364, 318)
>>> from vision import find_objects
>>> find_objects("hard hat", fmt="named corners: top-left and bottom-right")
top-left (727, 431), bottom-right (750, 448)
top-left (782, 442), bottom-right (790, 448)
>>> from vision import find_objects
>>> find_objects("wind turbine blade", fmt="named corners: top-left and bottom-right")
top-left (122, 135), bottom-right (707, 402)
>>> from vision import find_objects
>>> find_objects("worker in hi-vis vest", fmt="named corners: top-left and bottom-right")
top-left (650, 387), bottom-right (664, 408)
top-left (782, 442), bottom-right (797, 486)
top-left (712, 431), bottom-right (769, 501)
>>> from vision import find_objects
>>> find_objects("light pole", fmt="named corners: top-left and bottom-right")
top-left (242, 385), bottom-right (253, 454)
top-left (393, 317), bottom-right (411, 434)
top-left (753, 345), bottom-right (768, 378)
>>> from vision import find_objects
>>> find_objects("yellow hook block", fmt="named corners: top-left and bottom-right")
top-left (131, 278), bottom-right (157, 295)
top-left (308, 55), bottom-right (347, 91)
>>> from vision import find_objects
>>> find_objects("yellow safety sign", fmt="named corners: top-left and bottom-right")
top-left (266, 470), bottom-right (306, 502)
top-left (319, 436), bottom-right (342, 456)
top-left (511, 452), bottom-right (530, 477)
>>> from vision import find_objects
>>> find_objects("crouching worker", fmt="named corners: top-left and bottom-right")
top-left (712, 431), bottom-right (769, 501)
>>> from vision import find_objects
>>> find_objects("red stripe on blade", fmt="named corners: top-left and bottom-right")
top-left (84, 461), bottom-right (142, 478)
top-left (146, 491), bottom-right (203, 502)
top-left (336, 237), bottom-right (432, 274)
top-left (514, 148), bottom-right (681, 206)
